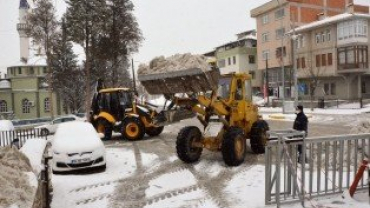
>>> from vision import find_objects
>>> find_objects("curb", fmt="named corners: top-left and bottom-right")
top-left (268, 114), bottom-right (312, 120)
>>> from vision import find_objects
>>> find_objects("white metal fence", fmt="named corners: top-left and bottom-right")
top-left (265, 130), bottom-right (370, 207)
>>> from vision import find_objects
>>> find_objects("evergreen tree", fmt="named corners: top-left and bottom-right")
top-left (26, 0), bottom-right (58, 119)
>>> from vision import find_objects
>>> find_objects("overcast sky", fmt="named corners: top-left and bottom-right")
top-left (0, 0), bottom-right (369, 75)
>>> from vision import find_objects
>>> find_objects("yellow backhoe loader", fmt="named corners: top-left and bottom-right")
top-left (138, 66), bottom-right (269, 166)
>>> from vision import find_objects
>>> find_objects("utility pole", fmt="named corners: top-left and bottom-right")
top-left (132, 58), bottom-right (136, 92)
top-left (276, 0), bottom-right (285, 113)
top-left (265, 59), bottom-right (270, 106)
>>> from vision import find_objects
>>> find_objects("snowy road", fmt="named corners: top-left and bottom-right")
top-left (51, 118), bottom-right (367, 208)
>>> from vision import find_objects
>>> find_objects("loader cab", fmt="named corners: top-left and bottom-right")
top-left (217, 74), bottom-right (252, 101)
top-left (92, 88), bottom-right (133, 120)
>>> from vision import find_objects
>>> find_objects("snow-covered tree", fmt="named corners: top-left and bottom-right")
top-left (50, 18), bottom-right (84, 113)
top-left (25, 0), bottom-right (58, 119)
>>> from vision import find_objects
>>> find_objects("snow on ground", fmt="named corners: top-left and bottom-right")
top-left (20, 139), bottom-right (47, 175)
top-left (145, 169), bottom-right (196, 198)
top-left (51, 148), bottom-right (136, 208)
top-left (260, 104), bottom-right (370, 115)
top-left (141, 153), bottom-right (159, 168)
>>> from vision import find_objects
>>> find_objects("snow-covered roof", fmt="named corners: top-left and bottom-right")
top-left (0, 80), bottom-right (11, 89)
top-left (292, 13), bottom-right (370, 33)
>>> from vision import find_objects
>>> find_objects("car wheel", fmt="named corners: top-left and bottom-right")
top-left (40, 128), bottom-right (49, 136)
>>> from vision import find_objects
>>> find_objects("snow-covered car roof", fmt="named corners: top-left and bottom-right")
top-left (0, 120), bottom-right (14, 131)
top-left (53, 121), bottom-right (103, 153)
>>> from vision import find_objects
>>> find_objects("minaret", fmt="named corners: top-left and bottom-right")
top-left (17, 0), bottom-right (30, 62)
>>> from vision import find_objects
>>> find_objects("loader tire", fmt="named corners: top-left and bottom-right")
top-left (122, 117), bottom-right (145, 140)
top-left (176, 126), bottom-right (203, 163)
top-left (250, 120), bottom-right (269, 154)
top-left (97, 119), bottom-right (113, 140)
top-left (146, 126), bottom-right (164, 137)
top-left (222, 127), bottom-right (246, 166)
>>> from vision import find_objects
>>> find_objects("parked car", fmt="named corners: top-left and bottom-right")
top-left (52, 121), bottom-right (106, 173)
top-left (34, 115), bottom-right (82, 136)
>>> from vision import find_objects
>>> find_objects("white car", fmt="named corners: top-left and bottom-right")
top-left (35, 115), bottom-right (82, 136)
top-left (52, 121), bottom-right (106, 173)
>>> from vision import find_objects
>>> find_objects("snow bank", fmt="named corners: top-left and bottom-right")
top-left (138, 53), bottom-right (209, 75)
top-left (0, 120), bottom-right (14, 131)
top-left (20, 139), bottom-right (47, 175)
top-left (0, 147), bottom-right (35, 208)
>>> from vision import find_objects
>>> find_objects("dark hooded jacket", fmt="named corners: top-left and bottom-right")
top-left (293, 111), bottom-right (308, 133)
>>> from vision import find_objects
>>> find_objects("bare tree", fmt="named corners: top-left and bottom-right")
top-left (304, 57), bottom-right (325, 111)
top-left (26, 0), bottom-right (58, 119)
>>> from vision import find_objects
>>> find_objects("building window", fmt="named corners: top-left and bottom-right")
top-left (298, 36), bottom-right (305, 48)
top-left (275, 8), bottom-right (285, 19)
top-left (316, 34), bottom-right (321, 44)
top-left (249, 71), bottom-right (256, 79)
top-left (321, 54), bottom-right (326, 66)
top-left (44, 98), bottom-right (50, 113)
top-left (326, 30), bottom-right (331, 41)
top-left (316, 54), bottom-right (321, 67)
top-left (322, 33), bottom-right (326, 42)
top-left (233, 56), bottom-right (236, 65)
top-left (22, 99), bottom-right (31, 114)
top-left (29, 67), bottom-right (34, 74)
top-left (337, 46), bottom-right (368, 70)
top-left (228, 57), bottom-right (231, 65)
top-left (249, 55), bottom-right (255, 64)
top-left (262, 50), bottom-right (270, 60)
top-left (330, 83), bottom-right (336, 95)
top-left (328, 53), bottom-right (333, 65)
top-left (262, 14), bottom-right (269, 24)
top-left (324, 83), bottom-right (336, 95)
top-left (338, 19), bottom-right (368, 40)
top-left (275, 28), bottom-right (285, 40)
top-left (276, 47), bottom-right (286, 58)
top-left (302, 57), bottom-right (306, 68)
top-left (218, 59), bottom-right (226, 68)
top-left (0, 101), bottom-right (7, 113)
top-left (43, 67), bottom-right (47, 73)
top-left (262, 33), bottom-right (270, 42)
top-left (362, 82), bottom-right (366, 93)
top-left (18, 67), bottom-right (22, 74)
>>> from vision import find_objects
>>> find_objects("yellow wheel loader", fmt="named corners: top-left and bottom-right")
top-left (138, 66), bottom-right (269, 166)
top-left (90, 86), bottom-right (166, 140)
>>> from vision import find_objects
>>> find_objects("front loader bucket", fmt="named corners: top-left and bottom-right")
top-left (138, 68), bottom-right (220, 95)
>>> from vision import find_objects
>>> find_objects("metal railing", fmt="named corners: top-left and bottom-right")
top-left (0, 128), bottom-right (46, 148)
top-left (265, 130), bottom-right (370, 207)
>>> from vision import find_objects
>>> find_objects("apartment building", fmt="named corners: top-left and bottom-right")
top-left (250, 0), bottom-right (367, 98)
top-left (293, 12), bottom-right (370, 100)
top-left (204, 30), bottom-right (263, 93)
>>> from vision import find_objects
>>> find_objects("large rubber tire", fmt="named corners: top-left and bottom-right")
top-left (96, 119), bottom-right (113, 140)
top-left (222, 127), bottom-right (246, 166)
top-left (146, 126), bottom-right (164, 137)
top-left (176, 126), bottom-right (203, 163)
top-left (40, 128), bottom-right (49, 136)
top-left (122, 117), bottom-right (145, 140)
top-left (250, 120), bottom-right (269, 154)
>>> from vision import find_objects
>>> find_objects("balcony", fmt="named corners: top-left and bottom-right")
top-left (17, 23), bottom-right (28, 31)
top-left (337, 46), bottom-right (369, 73)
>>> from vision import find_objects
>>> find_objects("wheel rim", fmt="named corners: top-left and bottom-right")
top-left (126, 123), bottom-right (139, 138)
top-left (97, 124), bottom-right (105, 134)
top-left (234, 135), bottom-right (245, 159)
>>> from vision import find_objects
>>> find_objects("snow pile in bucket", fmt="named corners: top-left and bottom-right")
top-left (138, 53), bottom-right (209, 75)
top-left (0, 147), bottom-right (36, 208)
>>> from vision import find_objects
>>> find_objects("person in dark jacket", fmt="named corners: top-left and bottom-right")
top-left (293, 105), bottom-right (308, 163)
